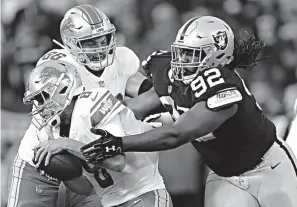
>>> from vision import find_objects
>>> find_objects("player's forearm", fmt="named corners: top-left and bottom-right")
top-left (63, 175), bottom-right (94, 196)
top-left (123, 126), bottom-right (185, 152)
top-left (64, 139), bottom-right (86, 160)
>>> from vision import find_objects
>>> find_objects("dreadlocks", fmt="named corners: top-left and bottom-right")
top-left (227, 32), bottom-right (266, 70)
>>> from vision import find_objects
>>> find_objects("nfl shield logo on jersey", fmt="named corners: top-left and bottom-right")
top-left (168, 85), bottom-right (172, 94)
top-left (99, 80), bottom-right (105, 87)
top-left (36, 185), bottom-right (43, 194)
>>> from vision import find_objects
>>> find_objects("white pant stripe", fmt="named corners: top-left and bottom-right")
top-left (7, 154), bottom-right (26, 207)
top-left (8, 154), bottom-right (19, 207)
top-left (154, 189), bottom-right (169, 207)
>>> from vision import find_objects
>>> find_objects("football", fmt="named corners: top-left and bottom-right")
top-left (37, 151), bottom-right (83, 181)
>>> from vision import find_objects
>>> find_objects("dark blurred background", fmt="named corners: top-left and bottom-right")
top-left (1, 0), bottom-right (297, 206)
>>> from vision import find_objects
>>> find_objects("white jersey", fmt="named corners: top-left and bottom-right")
top-left (18, 46), bottom-right (139, 166)
top-left (69, 87), bottom-right (165, 207)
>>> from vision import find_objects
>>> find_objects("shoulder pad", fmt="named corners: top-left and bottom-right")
top-left (206, 87), bottom-right (242, 111)
top-left (142, 50), bottom-right (171, 68)
top-left (142, 50), bottom-right (171, 77)
top-left (115, 46), bottom-right (140, 76)
top-left (36, 49), bottom-right (77, 67)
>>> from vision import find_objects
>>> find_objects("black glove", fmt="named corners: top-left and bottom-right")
top-left (80, 129), bottom-right (123, 163)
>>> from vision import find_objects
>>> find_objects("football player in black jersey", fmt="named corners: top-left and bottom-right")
top-left (82, 16), bottom-right (297, 207)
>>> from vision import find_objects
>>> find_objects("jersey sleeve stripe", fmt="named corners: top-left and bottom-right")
top-left (96, 101), bottom-right (125, 128)
top-left (90, 90), bottom-right (110, 114)
top-left (90, 93), bottom-right (125, 128)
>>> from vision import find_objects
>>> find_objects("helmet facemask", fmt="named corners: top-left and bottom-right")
top-left (171, 44), bottom-right (216, 84)
top-left (60, 5), bottom-right (117, 71)
top-left (23, 73), bottom-right (74, 130)
top-left (171, 16), bottom-right (235, 84)
top-left (66, 31), bottom-right (116, 71)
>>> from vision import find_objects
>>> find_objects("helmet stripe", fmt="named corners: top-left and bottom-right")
top-left (180, 17), bottom-right (200, 40)
top-left (76, 5), bottom-right (93, 24)
top-left (90, 6), bottom-right (103, 29)
top-left (76, 5), bottom-right (103, 30)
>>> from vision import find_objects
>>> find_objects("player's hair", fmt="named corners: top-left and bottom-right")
top-left (227, 32), bottom-right (266, 70)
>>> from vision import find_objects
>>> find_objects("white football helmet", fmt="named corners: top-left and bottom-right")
top-left (60, 4), bottom-right (116, 71)
top-left (23, 60), bottom-right (83, 130)
top-left (171, 16), bottom-right (234, 83)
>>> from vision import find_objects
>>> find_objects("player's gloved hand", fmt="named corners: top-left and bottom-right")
top-left (80, 129), bottom-right (123, 163)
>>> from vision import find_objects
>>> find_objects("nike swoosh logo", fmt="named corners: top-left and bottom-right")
top-left (271, 162), bottom-right (281, 169)
top-left (91, 92), bottom-right (98, 101)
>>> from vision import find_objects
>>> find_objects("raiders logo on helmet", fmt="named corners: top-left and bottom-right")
top-left (213, 31), bottom-right (228, 50)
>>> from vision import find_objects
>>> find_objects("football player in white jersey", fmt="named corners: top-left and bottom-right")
top-left (22, 60), bottom-right (172, 207)
top-left (7, 4), bottom-right (152, 207)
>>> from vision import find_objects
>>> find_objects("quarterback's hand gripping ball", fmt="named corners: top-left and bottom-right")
top-left (80, 129), bottom-right (123, 163)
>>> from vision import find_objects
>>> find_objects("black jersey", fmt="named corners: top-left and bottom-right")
top-left (146, 51), bottom-right (277, 177)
